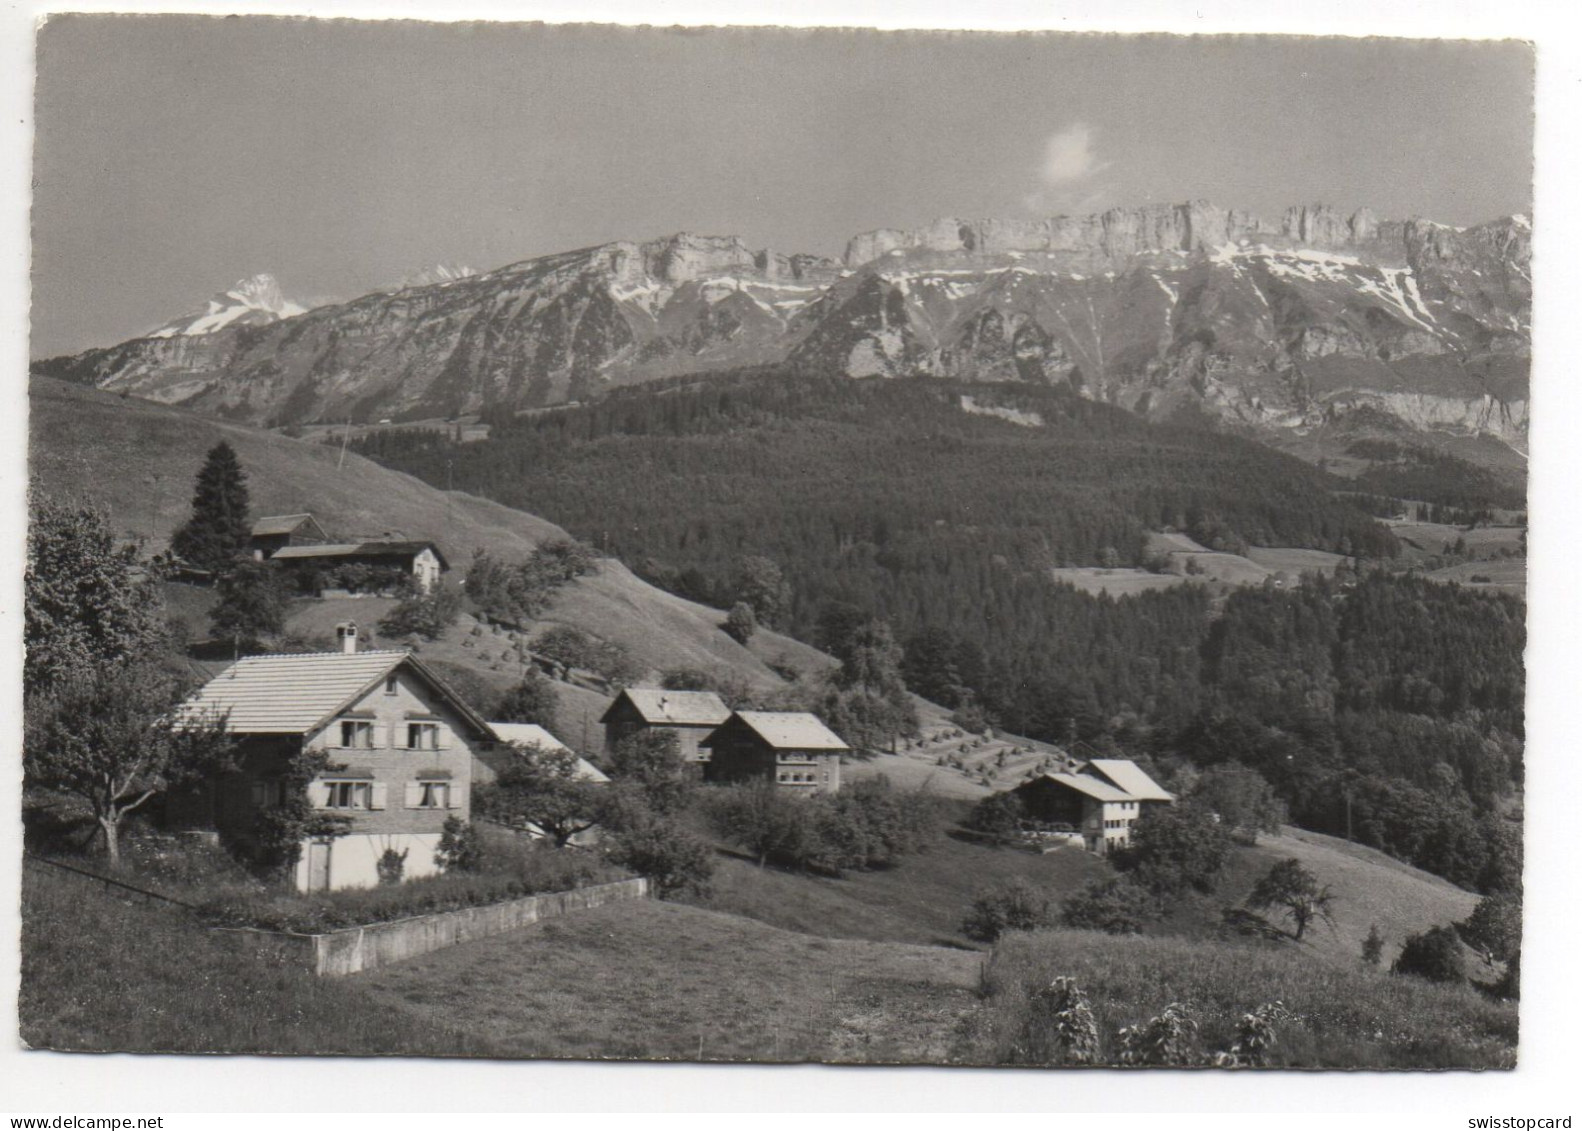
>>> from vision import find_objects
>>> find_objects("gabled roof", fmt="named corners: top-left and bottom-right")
top-left (1083, 759), bottom-right (1175, 803)
top-left (601, 688), bottom-right (731, 727)
top-left (1021, 771), bottom-right (1135, 804)
top-left (251, 513), bottom-right (328, 539)
top-left (176, 650), bottom-right (495, 739)
top-left (270, 540), bottom-right (450, 570)
top-left (711, 710), bottom-right (851, 752)
top-left (489, 722), bottom-right (570, 753)
top-left (480, 724), bottom-right (610, 784)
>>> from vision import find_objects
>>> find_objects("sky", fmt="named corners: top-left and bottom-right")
top-left (30, 18), bottom-right (1533, 357)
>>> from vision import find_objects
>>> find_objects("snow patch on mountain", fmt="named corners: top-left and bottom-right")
top-left (145, 274), bottom-right (307, 339)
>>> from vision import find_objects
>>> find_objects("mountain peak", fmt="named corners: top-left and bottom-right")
top-left (145, 272), bottom-right (308, 339)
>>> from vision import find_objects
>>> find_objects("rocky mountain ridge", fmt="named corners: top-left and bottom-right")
top-left (143, 273), bottom-right (309, 339)
top-left (36, 202), bottom-right (1529, 449)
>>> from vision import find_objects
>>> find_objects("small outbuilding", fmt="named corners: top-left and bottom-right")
top-left (599, 688), bottom-right (731, 770)
top-left (250, 513), bottom-right (331, 561)
top-left (700, 710), bottom-right (848, 793)
top-left (270, 540), bottom-right (449, 594)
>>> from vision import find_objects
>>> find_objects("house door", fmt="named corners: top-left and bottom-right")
top-left (306, 840), bottom-right (333, 892)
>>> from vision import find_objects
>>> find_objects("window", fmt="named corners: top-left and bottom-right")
top-left (339, 720), bottom-right (375, 749)
top-left (250, 779), bottom-right (284, 808)
top-left (407, 722), bottom-right (441, 751)
top-left (325, 781), bottom-right (372, 810)
top-left (385, 675), bottom-right (399, 695)
top-left (416, 781), bottom-right (449, 809)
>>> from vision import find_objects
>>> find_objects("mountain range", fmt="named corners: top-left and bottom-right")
top-left (34, 201), bottom-right (1530, 449)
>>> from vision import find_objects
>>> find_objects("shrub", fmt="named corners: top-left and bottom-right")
top-left (962, 878), bottom-right (1053, 943)
top-left (376, 847), bottom-right (408, 886)
top-left (1019, 977), bottom-right (1100, 1065)
top-left (1060, 877), bottom-right (1154, 935)
top-left (1112, 802), bottom-right (1231, 897)
top-left (606, 730), bottom-right (696, 816)
top-left (1189, 764), bottom-right (1287, 844)
top-left (1362, 922), bottom-right (1386, 966)
top-left (1392, 925), bottom-right (1466, 985)
top-left (435, 816), bottom-right (485, 874)
top-left (705, 783), bottom-right (822, 869)
top-left (378, 583), bottom-right (463, 641)
top-left (963, 791), bottom-right (1024, 843)
top-left (1457, 893), bottom-right (1521, 965)
top-left (1115, 1002), bottom-right (1199, 1066)
top-left (493, 668), bottom-right (560, 732)
top-left (1212, 1001), bottom-right (1290, 1068)
top-left (950, 701), bottom-right (990, 735)
top-left (600, 803), bottom-right (714, 900)
top-left (724, 601), bottom-right (757, 644)
top-left (193, 841), bottom-right (622, 932)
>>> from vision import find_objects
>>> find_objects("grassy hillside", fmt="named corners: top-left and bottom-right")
top-left (974, 928), bottom-right (1514, 1068)
top-left (690, 815), bottom-right (1112, 949)
top-left (29, 375), bottom-right (829, 692)
top-left (22, 826), bottom-right (1504, 1066)
top-left (355, 898), bottom-right (985, 1064)
top-left (1156, 826), bottom-right (1484, 970)
top-left (20, 865), bottom-right (499, 1056)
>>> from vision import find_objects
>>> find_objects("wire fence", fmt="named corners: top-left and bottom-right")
top-left (22, 852), bottom-right (199, 912)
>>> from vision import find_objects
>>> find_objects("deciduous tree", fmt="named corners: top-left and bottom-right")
top-left (24, 663), bottom-right (235, 864)
top-left (1245, 857), bottom-right (1336, 941)
top-left (474, 744), bottom-right (603, 848)
top-left (25, 494), bottom-right (169, 696)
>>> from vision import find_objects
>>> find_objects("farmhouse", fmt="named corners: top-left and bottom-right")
top-left (700, 710), bottom-right (848, 793)
top-left (250, 512), bottom-right (330, 560)
top-left (170, 623), bottom-right (496, 892)
top-left (1011, 759), bottom-right (1173, 855)
top-left (270, 540), bottom-right (449, 594)
top-left (1082, 758), bottom-right (1175, 807)
top-left (599, 688), bottom-right (731, 770)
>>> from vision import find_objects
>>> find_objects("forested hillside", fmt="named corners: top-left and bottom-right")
top-left (353, 372), bottom-right (1522, 893)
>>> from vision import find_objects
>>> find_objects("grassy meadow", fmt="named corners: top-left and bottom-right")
top-left (970, 929), bottom-right (1516, 1068)
top-left (354, 898), bottom-right (985, 1063)
top-left (19, 864), bottom-right (498, 1056)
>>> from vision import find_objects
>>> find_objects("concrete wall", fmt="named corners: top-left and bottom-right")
top-left (210, 877), bottom-right (650, 977)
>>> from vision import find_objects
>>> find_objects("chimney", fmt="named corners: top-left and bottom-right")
top-left (336, 622), bottom-right (358, 655)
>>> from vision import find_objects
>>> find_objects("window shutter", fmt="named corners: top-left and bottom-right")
top-left (447, 782), bottom-right (466, 811)
top-left (370, 783), bottom-right (388, 810)
top-left (437, 725), bottom-right (452, 751)
top-left (405, 782), bottom-right (421, 809)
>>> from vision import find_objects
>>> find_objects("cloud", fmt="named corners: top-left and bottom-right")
top-left (1024, 122), bottom-right (1113, 214)
top-left (1040, 122), bottom-right (1109, 186)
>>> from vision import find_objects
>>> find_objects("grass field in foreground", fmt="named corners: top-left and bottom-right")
top-left (354, 899), bottom-right (984, 1063)
top-left (19, 865), bottom-right (497, 1056)
top-left (972, 928), bottom-right (1516, 1068)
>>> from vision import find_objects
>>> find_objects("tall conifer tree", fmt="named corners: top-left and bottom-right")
top-left (171, 440), bottom-right (251, 572)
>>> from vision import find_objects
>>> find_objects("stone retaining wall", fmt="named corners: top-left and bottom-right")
top-left (211, 877), bottom-right (649, 976)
